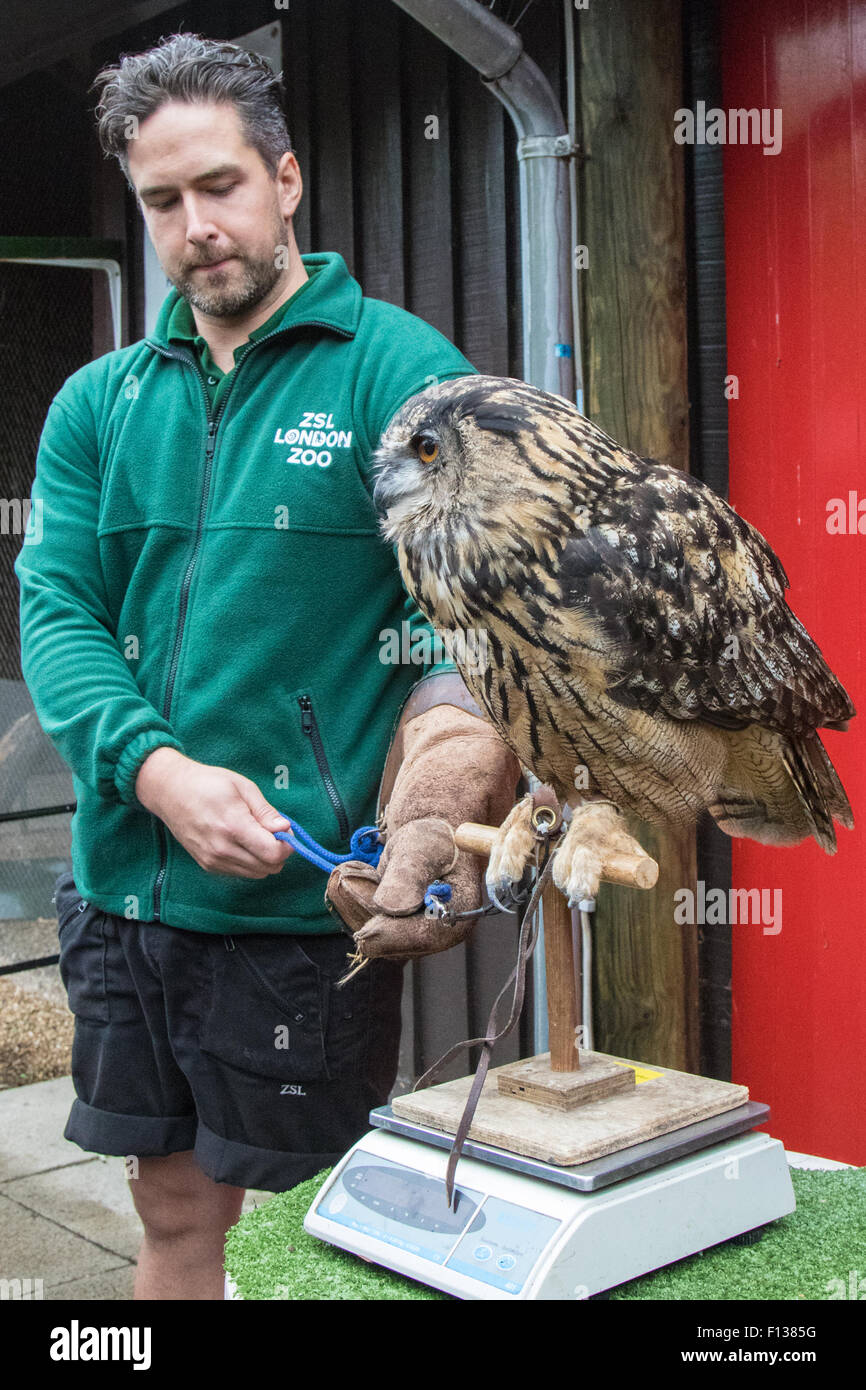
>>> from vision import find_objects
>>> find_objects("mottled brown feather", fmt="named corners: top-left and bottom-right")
top-left (372, 375), bottom-right (855, 853)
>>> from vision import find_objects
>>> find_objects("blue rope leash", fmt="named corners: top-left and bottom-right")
top-left (273, 819), bottom-right (383, 874)
top-left (273, 822), bottom-right (465, 920)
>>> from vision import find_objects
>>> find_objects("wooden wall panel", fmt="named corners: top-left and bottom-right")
top-left (578, 0), bottom-right (697, 1072)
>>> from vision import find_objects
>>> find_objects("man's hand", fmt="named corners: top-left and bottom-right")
top-left (135, 747), bottom-right (295, 878)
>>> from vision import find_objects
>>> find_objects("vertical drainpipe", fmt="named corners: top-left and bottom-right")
top-left (389, 0), bottom-right (579, 403)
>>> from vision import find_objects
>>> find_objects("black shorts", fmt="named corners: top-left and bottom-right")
top-left (52, 870), bottom-right (405, 1192)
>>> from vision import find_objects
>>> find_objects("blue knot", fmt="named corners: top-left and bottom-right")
top-left (424, 881), bottom-right (452, 911)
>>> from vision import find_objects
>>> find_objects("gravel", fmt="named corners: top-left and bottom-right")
top-left (0, 915), bottom-right (74, 1090)
top-left (0, 977), bottom-right (73, 1089)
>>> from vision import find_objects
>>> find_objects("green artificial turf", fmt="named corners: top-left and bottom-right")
top-left (225, 1168), bottom-right (450, 1301)
top-left (611, 1167), bottom-right (865, 1301)
top-left (224, 1165), bottom-right (865, 1302)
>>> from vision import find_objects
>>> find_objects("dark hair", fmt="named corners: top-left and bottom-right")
top-left (91, 31), bottom-right (292, 187)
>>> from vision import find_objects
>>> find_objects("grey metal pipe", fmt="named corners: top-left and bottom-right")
top-left (390, 0), bottom-right (523, 80)
top-left (391, 0), bottom-right (577, 400)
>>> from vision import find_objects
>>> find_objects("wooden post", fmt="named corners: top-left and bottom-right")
top-left (453, 821), bottom-right (659, 1092)
top-left (542, 882), bottom-right (580, 1072)
top-left (578, 0), bottom-right (699, 1072)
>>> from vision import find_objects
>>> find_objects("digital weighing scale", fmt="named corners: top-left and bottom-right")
top-left (302, 812), bottom-right (796, 1300)
top-left (303, 1099), bottom-right (796, 1300)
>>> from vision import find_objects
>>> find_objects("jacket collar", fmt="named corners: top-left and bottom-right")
top-left (147, 251), bottom-right (362, 349)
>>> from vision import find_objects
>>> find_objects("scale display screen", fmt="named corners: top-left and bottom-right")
top-left (316, 1149), bottom-right (562, 1295)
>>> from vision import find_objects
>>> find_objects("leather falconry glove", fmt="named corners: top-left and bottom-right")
top-left (325, 673), bottom-right (522, 967)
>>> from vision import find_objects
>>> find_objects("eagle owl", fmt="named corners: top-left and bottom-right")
top-left (372, 375), bottom-right (854, 906)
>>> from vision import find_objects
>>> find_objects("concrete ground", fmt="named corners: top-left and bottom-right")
top-left (0, 1074), bottom-right (850, 1301)
top-left (0, 1075), bottom-right (274, 1300)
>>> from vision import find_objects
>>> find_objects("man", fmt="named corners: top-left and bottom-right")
top-left (15, 34), bottom-right (520, 1300)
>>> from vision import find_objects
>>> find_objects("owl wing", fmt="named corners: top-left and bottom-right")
top-left (557, 466), bottom-right (854, 736)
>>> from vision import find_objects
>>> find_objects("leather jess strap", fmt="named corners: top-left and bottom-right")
top-left (528, 783), bottom-right (563, 837)
top-left (414, 844), bottom-right (558, 1208)
top-left (413, 782), bottom-right (564, 1207)
top-left (374, 676), bottom-right (565, 1205)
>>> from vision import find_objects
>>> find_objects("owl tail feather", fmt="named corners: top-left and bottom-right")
top-left (709, 727), bottom-right (853, 855)
top-left (781, 731), bottom-right (854, 854)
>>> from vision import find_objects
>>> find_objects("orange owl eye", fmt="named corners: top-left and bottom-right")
top-left (417, 436), bottom-right (439, 464)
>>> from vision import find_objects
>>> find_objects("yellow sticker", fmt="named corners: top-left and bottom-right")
top-left (629, 1066), bottom-right (664, 1084)
top-left (609, 1059), bottom-right (664, 1084)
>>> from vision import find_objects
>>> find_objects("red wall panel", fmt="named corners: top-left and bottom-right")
top-left (721, 0), bottom-right (865, 1160)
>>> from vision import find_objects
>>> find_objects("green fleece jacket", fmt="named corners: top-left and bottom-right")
top-left (15, 251), bottom-right (476, 934)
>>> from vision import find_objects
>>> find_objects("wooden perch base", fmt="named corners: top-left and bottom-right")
top-left (496, 1052), bottom-right (635, 1112)
top-left (392, 1053), bottom-right (750, 1167)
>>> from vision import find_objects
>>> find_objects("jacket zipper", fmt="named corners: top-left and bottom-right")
top-left (145, 321), bottom-right (354, 919)
top-left (298, 695), bottom-right (350, 842)
top-left (149, 348), bottom-right (218, 920)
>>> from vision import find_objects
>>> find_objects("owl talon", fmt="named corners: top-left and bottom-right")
top-left (487, 875), bottom-right (527, 914)
top-left (552, 801), bottom-right (628, 907)
top-left (487, 882), bottom-right (514, 914)
top-left (555, 850), bottom-right (604, 908)
top-left (485, 793), bottom-right (536, 909)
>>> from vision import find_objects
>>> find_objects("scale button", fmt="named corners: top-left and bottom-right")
top-left (497, 1254), bottom-right (517, 1271)
top-left (474, 1245), bottom-right (493, 1262)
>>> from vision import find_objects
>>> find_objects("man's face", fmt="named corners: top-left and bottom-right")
top-left (128, 100), bottom-right (299, 317)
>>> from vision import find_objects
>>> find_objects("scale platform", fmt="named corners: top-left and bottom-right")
top-left (303, 1100), bottom-right (796, 1300)
top-left (370, 1098), bottom-right (772, 1190)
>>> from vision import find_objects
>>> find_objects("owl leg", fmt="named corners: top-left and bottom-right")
top-left (552, 801), bottom-right (638, 909)
top-left (485, 792), bottom-right (536, 912)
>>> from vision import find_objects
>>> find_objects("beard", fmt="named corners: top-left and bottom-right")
top-left (172, 215), bottom-right (289, 317)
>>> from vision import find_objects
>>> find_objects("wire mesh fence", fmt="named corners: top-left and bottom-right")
top-left (0, 261), bottom-right (93, 972)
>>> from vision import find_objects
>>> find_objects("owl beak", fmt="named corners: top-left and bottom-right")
top-left (372, 460), bottom-right (413, 517)
top-left (371, 471), bottom-right (391, 516)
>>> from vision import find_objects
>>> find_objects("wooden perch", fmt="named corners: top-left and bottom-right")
top-left (454, 821), bottom-right (659, 891)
